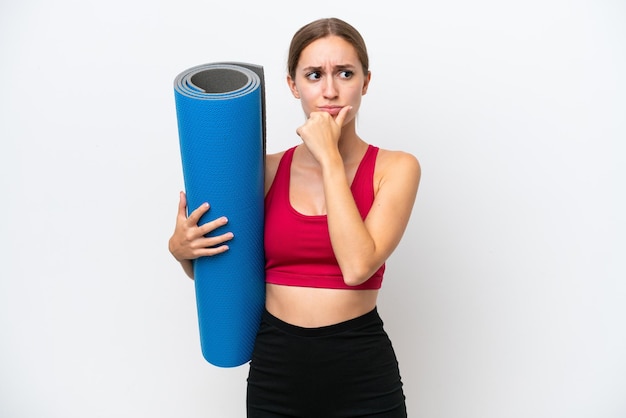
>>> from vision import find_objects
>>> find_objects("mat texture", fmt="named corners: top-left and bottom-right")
top-left (173, 62), bottom-right (266, 368)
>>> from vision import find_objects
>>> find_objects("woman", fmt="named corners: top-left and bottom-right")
top-left (169, 17), bottom-right (421, 418)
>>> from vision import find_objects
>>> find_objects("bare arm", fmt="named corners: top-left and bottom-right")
top-left (297, 107), bottom-right (421, 285)
top-left (323, 150), bottom-right (420, 285)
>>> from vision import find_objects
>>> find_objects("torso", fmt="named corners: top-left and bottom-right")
top-left (265, 284), bottom-right (378, 327)
top-left (263, 142), bottom-right (386, 327)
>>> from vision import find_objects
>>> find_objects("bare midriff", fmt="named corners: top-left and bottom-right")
top-left (265, 283), bottom-right (379, 328)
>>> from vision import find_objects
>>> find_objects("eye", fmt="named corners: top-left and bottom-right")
top-left (305, 71), bottom-right (321, 81)
top-left (339, 70), bottom-right (354, 79)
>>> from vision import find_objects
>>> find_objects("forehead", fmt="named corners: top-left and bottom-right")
top-left (297, 35), bottom-right (361, 69)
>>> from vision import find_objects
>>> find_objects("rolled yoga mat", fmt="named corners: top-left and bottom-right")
top-left (173, 62), bottom-right (266, 368)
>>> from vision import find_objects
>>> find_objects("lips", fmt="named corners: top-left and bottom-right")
top-left (318, 106), bottom-right (343, 116)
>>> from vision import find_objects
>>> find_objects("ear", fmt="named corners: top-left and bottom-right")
top-left (287, 75), bottom-right (300, 99)
top-left (361, 71), bottom-right (372, 95)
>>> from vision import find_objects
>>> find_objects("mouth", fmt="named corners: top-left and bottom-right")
top-left (318, 106), bottom-right (343, 116)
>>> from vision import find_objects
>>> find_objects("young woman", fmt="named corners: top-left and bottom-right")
top-left (169, 17), bottom-right (421, 418)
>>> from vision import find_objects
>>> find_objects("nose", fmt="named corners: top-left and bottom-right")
top-left (322, 77), bottom-right (338, 99)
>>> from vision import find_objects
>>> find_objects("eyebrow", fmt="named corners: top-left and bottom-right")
top-left (301, 64), bottom-right (357, 73)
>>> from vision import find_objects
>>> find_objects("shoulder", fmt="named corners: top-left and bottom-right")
top-left (371, 147), bottom-right (421, 201)
top-left (376, 148), bottom-right (421, 184)
top-left (368, 147), bottom-right (421, 222)
top-left (266, 151), bottom-right (285, 174)
top-left (264, 149), bottom-right (288, 195)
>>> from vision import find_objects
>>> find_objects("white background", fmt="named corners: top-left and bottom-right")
top-left (1, 0), bottom-right (625, 417)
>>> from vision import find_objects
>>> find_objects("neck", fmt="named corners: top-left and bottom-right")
top-left (338, 117), bottom-right (367, 160)
top-left (337, 134), bottom-right (367, 163)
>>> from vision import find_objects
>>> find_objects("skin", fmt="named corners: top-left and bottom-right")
top-left (169, 35), bottom-right (421, 327)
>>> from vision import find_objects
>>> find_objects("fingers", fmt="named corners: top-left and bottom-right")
top-left (184, 209), bottom-right (231, 242)
top-left (177, 191), bottom-right (188, 218)
top-left (194, 245), bottom-right (231, 258)
top-left (176, 192), bottom-right (230, 236)
top-left (300, 105), bottom-right (352, 136)
top-left (335, 105), bottom-right (353, 128)
top-left (177, 191), bottom-right (211, 225)
top-left (187, 201), bottom-right (210, 225)
top-left (198, 215), bottom-right (230, 236)
top-left (195, 232), bottom-right (234, 251)
top-left (177, 191), bottom-right (208, 225)
top-left (171, 227), bottom-right (233, 259)
top-left (183, 230), bottom-right (234, 259)
top-left (171, 192), bottom-right (235, 260)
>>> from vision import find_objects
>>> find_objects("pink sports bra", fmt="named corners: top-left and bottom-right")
top-left (264, 145), bottom-right (385, 290)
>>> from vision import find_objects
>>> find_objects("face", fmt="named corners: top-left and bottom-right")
top-left (287, 35), bottom-right (370, 121)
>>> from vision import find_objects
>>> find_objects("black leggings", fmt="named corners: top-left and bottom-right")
top-left (247, 307), bottom-right (407, 418)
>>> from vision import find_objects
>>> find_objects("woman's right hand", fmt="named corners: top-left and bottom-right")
top-left (168, 191), bottom-right (234, 265)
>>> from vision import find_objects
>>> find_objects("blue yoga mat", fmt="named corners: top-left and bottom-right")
top-left (173, 62), bottom-right (266, 368)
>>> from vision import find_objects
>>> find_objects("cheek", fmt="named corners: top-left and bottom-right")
top-left (297, 88), bottom-right (317, 109)
top-left (347, 88), bottom-right (364, 105)
top-left (296, 93), bottom-right (314, 116)
top-left (297, 85), bottom-right (316, 100)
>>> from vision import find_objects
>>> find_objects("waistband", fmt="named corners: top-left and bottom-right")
top-left (261, 307), bottom-right (381, 338)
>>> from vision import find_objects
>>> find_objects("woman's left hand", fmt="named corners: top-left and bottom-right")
top-left (296, 106), bottom-right (351, 164)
